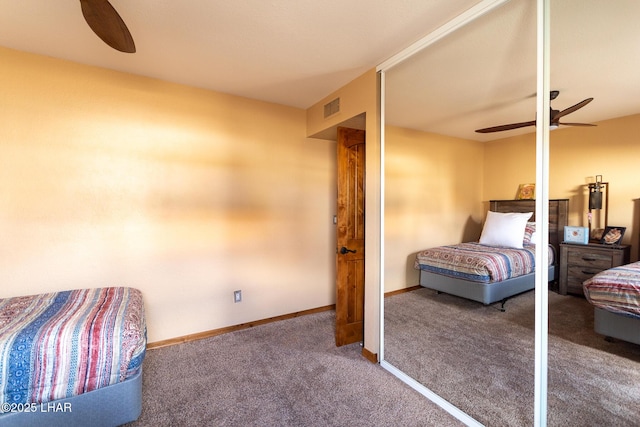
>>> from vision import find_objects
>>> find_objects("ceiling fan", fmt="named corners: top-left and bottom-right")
top-left (80, 0), bottom-right (136, 53)
top-left (475, 90), bottom-right (596, 133)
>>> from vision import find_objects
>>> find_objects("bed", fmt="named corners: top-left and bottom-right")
top-left (414, 199), bottom-right (568, 309)
top-left (0, 287), bottom-right (146, 427)
top-left (583, 261), bottom-right (640, 345)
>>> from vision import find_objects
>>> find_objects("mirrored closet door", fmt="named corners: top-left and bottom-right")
top-left (380, 0), bottom-right (541, 425)
top-left (380, 1), bottom-right (640, 426)
top-left (546, 1), bottom-right (640, 425)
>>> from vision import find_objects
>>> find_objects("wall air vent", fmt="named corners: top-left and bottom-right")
top-left (323, 98), bottom-right (340, 118)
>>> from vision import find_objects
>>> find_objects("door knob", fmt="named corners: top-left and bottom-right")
top-left (339, 246), bottom-right (357, 254)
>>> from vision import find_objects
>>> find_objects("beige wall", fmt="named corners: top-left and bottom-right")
top-left (306, 69), bottom-right (381, 356)
top-left (484, 114), bottom-right (640, 260)
top-left (5, 42), bottom-right (638, 351)
top-left (0, 47), bottom-right (336, 343)
top-left (384, 113), bottom-right (640, 293)
top-left (384, 126), bottom-right (485, 292)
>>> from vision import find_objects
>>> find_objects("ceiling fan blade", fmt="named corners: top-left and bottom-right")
top-left (552, 98), bottom-right (593, 121)
top-left (80, 0), bottom-right (136, 53)
top-left (475, 91), bottom-right (595, 134)
top-left (475, 120), bottom-right (536, 133)
top-left (558, 122), bottom-right (597, 127)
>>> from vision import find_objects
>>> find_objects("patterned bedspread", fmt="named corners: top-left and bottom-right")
top-left (583, 261), bottom-right (640, 319)
top-left (0, 287), bottom-right (146, 406)
top-left (414, 242), bottom-right (551, 283)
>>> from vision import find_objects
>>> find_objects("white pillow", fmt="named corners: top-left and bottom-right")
top-left (479, 211), bottom-right (533, 248)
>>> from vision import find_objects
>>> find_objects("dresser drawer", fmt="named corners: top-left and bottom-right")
top-left (567, 265), bottom-right (602, 283)
top-left (566, 251), bottom-right (614, 270)
top-left (566, 264), bottom-right (603, 295)
top-left (565, 277), bottom-right (588, 295)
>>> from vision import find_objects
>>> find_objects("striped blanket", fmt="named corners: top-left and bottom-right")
top-left (0, 287), bottom-right (146, 406)
top-left (583, 261), bottom-right (640, 319)
top-left (414, 242), bottom-right (548, 283)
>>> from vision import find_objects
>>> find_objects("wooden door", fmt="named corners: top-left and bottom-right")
top-left (335, 127), bottom-right (365, 346)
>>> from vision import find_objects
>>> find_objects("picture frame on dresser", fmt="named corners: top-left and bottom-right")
top-left (564, 226), bottom-right (589, 245)
top-left (600, 226), bottom-right (625, 245)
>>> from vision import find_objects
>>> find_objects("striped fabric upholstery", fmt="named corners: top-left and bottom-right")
top-left (583, 261), bottom-right (640, 319)
top-left (414, 242), bottom-right (549, 283)
top-left (0, 287), bottom-right (146, 405)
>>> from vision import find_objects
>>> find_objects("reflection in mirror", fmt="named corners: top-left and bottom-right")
top-left (383, 1), bottom-right (538, 424)
top-left (546, 1), bottom-right (640, 425)
top-left (382, 0), bottom-right (640, 425)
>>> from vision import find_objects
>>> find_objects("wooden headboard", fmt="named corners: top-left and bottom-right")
top-left (489, 199), bottom-right (569, 256)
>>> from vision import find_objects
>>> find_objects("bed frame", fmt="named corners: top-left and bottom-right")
top-left (420, 266), bottom-right (555, 309)
top-left (0, 370), bottom-right (142, 427)
top-left (594, 308), bottom-right (640, 345)
top-left (591, 213), bottom-right (640, 345)
top-left (419, 199), bottom-right (568, 309)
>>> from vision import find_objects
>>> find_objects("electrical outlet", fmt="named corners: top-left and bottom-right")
top-left (234, 290), bottom-right (242, 303)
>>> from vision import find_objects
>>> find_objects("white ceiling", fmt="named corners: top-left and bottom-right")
top-left (385, 0), bottom-right (640, 141)
top-left (0, 0), bottom-right (479, 108)
top-left (1, 1), bottom-right (639, 142)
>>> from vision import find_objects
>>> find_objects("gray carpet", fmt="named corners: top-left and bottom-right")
top-left (384, 288), bottom-right (640, 427)
top-left (126, 310), bottom-right (463, 427)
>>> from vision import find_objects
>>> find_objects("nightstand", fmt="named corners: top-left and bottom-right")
top-left (559, 242), bottom-right (630, 296)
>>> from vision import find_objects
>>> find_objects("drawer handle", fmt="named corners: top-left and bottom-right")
top-left (581, 270), bottom-right (597, 275)
top-left (581, 257), bottom-right (597, 261)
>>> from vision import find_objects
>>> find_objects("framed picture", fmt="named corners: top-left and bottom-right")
top-left (564, 226), bottom-right (589, 244)
top-left (600, 226), bottom-right (625, 245)
top-left (516, 183), bottom-right (535, 200)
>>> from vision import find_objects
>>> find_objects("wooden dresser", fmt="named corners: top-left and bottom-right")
top-left (559, 242), bottom-right (630, 296)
